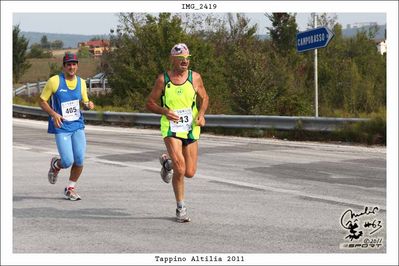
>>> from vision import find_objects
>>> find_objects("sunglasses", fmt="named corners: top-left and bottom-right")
top-left (174, 55), bottom-right (192, 61)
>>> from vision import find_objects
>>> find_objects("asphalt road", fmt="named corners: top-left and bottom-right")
top-left (12, 118), bottom-right (387, 256)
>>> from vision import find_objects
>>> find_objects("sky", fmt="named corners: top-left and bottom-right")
top-left (12, 12), bottom-right (386, 36)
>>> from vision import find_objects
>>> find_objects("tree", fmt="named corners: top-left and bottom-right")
top-left (222, 14), bottom-right (270, 114)
top-left (347, 30), bottom-right (386, 113)
top-left (103, 13), bottom-right (188, 110)
top-left (51, 40), bottom-right (64, 49)
top-left (40, 35), bottom-right (50, 49)
top-left (306, 13), bottom-right (338, 29)
top-left (48, 62), bottom-right (62, 78)
top-left (78, 46), bottom-right (91, 58)
top-left (187, 15), bottom-right (232, 114)
top-left (28, 44), bottom-right (45, 58)
top-left (266, 13), bottom-right (298, 55)
top-left (265, 13), bottom-right (312, 115)
top-left (28, 44), bottom-right (53, 58)
top-left (98, 12), bottom-right (385, 118)
top-left (13, 25), bottom-right (31, 83)
top-left (226, 13), bottom-right (257, 44)
top-left (316, 18), bottom-right (385, 116)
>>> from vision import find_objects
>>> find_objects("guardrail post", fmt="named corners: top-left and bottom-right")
top-left (40, 81), bottom-right (45, 93)
top-left (26, 83), bottom-right (30, 96)
top-left (37, 81), bottom-right (41, 95)
top-left (89, 79), bottom-right (92, 94)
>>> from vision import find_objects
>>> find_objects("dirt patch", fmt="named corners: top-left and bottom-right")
top-left (18, 57), bottom-right (100, 83)
top-left (52, 48), bottom-right (79, 57)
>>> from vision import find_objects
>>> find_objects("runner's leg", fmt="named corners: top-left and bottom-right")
top-left (69, 129), bottom-right (86, 182)
top-left (182, 141), bottom-right (198, 178)
top-left (164, 137), bottom-right (185, 202)
top-left (55, 132), bottom-right (74, 168)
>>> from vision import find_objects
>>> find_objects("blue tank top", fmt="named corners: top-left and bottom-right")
top-left (47, 73), bottom-right (85, 134)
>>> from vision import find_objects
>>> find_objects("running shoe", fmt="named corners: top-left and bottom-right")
top-left (64, 187), bottom-right (81, 201)
top-left (176, 207), bottom-right (191, 223)
top-left (159, 153), bottom-right (173, 183)
top-left (48, 157), bottom-right (61, 184)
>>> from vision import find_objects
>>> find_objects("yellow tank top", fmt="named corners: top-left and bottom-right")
top-left (160, 70), bottom-right (200, 139)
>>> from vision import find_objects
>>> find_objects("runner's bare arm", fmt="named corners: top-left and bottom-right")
top-left (193, 72), bottom-right (209, 127)
top-left (39, 98), bottom-right (64, 128)
top-left (146, 74), bottom-right (179, 122)
top-left (81, 80), bottom-right (95, 110)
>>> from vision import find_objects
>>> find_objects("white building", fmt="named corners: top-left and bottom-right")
top-left (352, 22), bottom-right (378, 28)
top-left (377, 40), bottom-right (387, 55)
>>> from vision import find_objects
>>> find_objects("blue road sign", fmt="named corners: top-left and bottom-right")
top-left (296, 26), bottom-right (335, 52)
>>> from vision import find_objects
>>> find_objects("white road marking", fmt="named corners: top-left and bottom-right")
top-left (196, 173), bottom-right (385, 210)
top-left (13, 146), bottom-right (31, 150)
top-left (12, 118), bottom-right (159, 136)
top-left (88, 157), bottom-right (385, 210)
top-left (43, 151), bottom-right (59, 156)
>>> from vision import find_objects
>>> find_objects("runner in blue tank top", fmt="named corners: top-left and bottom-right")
top-left (39, 52), bottom-right (95, 201)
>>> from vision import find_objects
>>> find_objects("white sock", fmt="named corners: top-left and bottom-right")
top-left (177, 201), bottom-right (185, 209)
top-left (68, 181), bottom-right (76, 188)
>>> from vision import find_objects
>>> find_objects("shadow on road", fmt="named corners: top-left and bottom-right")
top-left (13, 204), bottom-right (175, 222)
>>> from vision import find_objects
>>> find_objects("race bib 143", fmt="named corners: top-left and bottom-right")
top-left (170, 108), bottom-right (193, 132)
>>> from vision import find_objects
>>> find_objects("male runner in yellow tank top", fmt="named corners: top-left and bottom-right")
top-left (146, 43), bottom-right (209, 223)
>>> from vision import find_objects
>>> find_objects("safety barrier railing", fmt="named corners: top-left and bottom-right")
top-left (13, 82), bottom-right (47, 96)
top-left (13, 79), bottom-right (109, 96)
top-left (13, 104), bottom-right (369, 132)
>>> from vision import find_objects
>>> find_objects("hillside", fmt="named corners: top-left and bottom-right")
top-left (21, 31), bottom-right (109, 49)
top-left (22, 24), bottom-right (385, 49)
top-left (257, 24), bottom-right (386, 40)
top-left (16, 57), bottom-right (101, 84)
top-left (342, 24), bottom-right (386, 39)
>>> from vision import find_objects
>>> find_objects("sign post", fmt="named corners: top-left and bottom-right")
top-left (296, 15), bottom-right (334, 117)
top-left (314, 15), bottom-right (318, 117)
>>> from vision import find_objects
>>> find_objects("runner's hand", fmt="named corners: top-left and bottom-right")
top-left (84, 101), bottom-right (95, 110)
top-left (51, 113), bottom-right (64, 128)
top-left (165, 109), bottom-right (180, 122)
top-left (195, 115), bottom-right (206, 127)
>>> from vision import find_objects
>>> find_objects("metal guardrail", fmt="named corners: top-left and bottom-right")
top-left (13, 79), bottom-right (109, 96)
top-left (13, 82), bottom-right (47, 96)
top-left (86, 78), bottom-right (110, 94)
top-left (13, 104), bottom-right (370, 132)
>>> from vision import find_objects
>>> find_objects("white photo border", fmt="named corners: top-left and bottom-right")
top-left (1, 1), bottom-right (398, 265)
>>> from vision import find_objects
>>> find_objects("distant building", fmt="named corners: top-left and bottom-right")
top-left (376, 40), bottom-right (387, 55)
top-left (78, 39), bottom-right (110, 56)
top-left (352, 22), bottom-right (378, 28)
